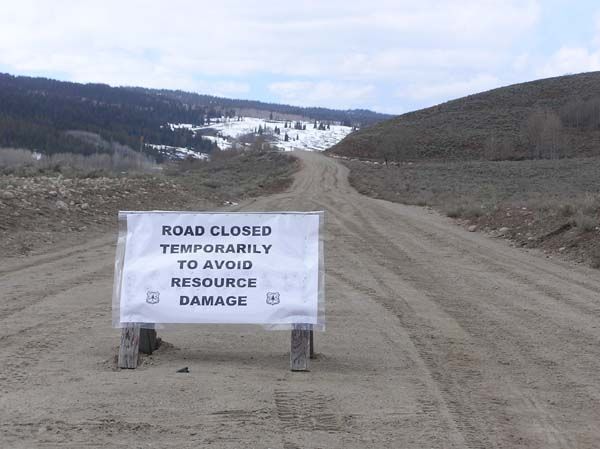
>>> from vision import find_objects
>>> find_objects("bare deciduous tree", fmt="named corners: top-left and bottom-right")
top-left (484, 133), bottom-right (517, 161)
top-left (521, 109), bottom-right (564, 159)
top-left (560, 97), bottom-right (600, 129)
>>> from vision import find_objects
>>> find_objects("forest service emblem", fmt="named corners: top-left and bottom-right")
top-left (266, 292), bottom-right (280, 305)
top-left (146, 291), bottom-right (160, 304)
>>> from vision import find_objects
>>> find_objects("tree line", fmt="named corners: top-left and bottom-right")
top-left (0, 73), bottom-right (387, 160)
top-left (0, 73), bottom-right (219, 160)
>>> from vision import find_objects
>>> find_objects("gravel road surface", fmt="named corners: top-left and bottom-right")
top-left (1, 151), bottom-right (599, 448)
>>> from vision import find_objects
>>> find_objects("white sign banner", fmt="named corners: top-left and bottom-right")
top-left (113, 212), bottom-right (323, 327)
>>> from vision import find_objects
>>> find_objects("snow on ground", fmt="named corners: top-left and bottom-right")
top-left (275, 123), bottom-right (352, 152)
top-left (169, 117), bottom-right (354, 152)
top-left (146, 144), bottom-right (209, 160)
top-left (201, 134), bottom-right (232, 150)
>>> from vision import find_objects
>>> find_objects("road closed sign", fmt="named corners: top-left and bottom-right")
top-left (112, 211), bottom-right (323, 328)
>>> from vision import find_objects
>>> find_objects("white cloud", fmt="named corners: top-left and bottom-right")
top-left (0, 1), bottom-right (540, 78)
top-left (0, 0), bottom-right (541, 109)
top-left (537, 9), bottom-right (600, 79)
top-left (269, 81), bottom-right (375, 109)
top-left (208, 82), bottom-right (251, 97)
top-left (538, 47), bottom-right (600, 78)
top-left (397, 74), bottom-right (501, 102)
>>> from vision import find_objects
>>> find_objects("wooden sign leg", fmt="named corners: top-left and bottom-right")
top-left (118, 324), bottom-right (140, 369)
top-left (290, 325), bottom-right (310, 371)
top-left (139, 327), bottom-right (157, 355)
top-left (309, 330), bottom-right (315, 359)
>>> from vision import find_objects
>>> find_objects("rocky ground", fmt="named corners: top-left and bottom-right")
top-left (0, 151), bottom-right (298, 258)
top-left (463, 203), bottom-right (600, 267)
top-left (0, 175), bottom-right (202, 257)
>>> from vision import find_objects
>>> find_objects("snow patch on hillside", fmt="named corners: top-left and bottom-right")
top-left (169, 117), bottom-right (354, 152)
top-left (146, 144), bottom-right (209, 160)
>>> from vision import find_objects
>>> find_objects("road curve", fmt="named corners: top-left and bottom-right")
top-left (1, 151), bottom-right (599, 448)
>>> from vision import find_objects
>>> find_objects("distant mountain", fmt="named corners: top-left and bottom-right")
top-left (0, 73), bottom-right (390, 161)
top-left (328, 72), bottom-right (600, 161)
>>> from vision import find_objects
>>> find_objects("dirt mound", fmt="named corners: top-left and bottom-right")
top-left (0, 151), bottom-right (298, 258)
top-left (0, 175), bottom-right (203, 257)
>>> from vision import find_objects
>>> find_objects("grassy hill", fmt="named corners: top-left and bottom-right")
top-left (328, 71), bottom-right (600, 161)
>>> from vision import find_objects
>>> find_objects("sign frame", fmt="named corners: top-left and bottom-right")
top-left (112, 210), bottom-right (325, 331)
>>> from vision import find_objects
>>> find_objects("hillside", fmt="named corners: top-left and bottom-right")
top-left (328, 71), bottom-right (600, 161)
top-left (0, 73), bottom-right (389, 160)
top-left (134, 87), bottom-right (389, 126)
top-left (170, 118), bottom-right (353, 152)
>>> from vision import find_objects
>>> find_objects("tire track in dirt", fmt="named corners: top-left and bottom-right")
top-left (3, 151), bottom-right (600, 448)
top-left (335, 192), bottom-right (592, 448)
top-left (257, 152), bottom-right (600, 447)
top-left (0, 237), bottom-right (114, 275)
top-left (0, 263), bottom-right (113, 320)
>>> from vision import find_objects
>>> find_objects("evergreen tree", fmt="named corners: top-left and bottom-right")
top-left (0, 73), bottom-right (389, 157)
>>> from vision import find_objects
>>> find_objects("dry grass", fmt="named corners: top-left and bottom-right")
top-left (442, 200), bottom-right (484, 220)
top-left (345, 156), bottom-right (600, 266)
top-left (0, 147), bottom-right (157, 176)
top-left (346, 157), bottom-right (600, 214)
top-left (167, 149), bottom-right (299, 201)
top-left (572, 211), bottom-right (597, 233)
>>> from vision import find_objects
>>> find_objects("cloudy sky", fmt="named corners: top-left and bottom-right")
top-left (1, 1), bottom-right (600, 114)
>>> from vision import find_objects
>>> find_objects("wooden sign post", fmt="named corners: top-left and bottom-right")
top-left (120, 325), bottom-right (312, 371)
top-left (118, 325), bottom-right (140, 369)
top-left (290, 324), bottom-right (311, 371)
top-left (139, 326), bottom-right (158, 355)
top-left (118, 325), bottom-right (159, 369)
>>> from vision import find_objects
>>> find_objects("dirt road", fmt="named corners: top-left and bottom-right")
top-left (2, 151), bottom-right (600, 448)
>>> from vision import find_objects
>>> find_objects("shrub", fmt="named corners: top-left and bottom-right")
top-left (572, 211), bottom-right (597, 233)
top-left (559, 203), bottom-right (576, 217)
top-left (442, 202), bottom-right (483, 219)
top-left (0, 146), bottom-right (156, 176)
top-left (579, 193), bottom-right (600, 215)
top-left (590, 246), bottom-right (600, 269)
top-left (0, 148), bottom-right (40, 168)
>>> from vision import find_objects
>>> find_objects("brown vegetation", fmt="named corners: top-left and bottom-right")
top-left (329, 71), bottom-right (600, 161)
top-left (0, 147), bottom-right (156, 176)
top-left (344, 156), bottom-right (600, 267)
